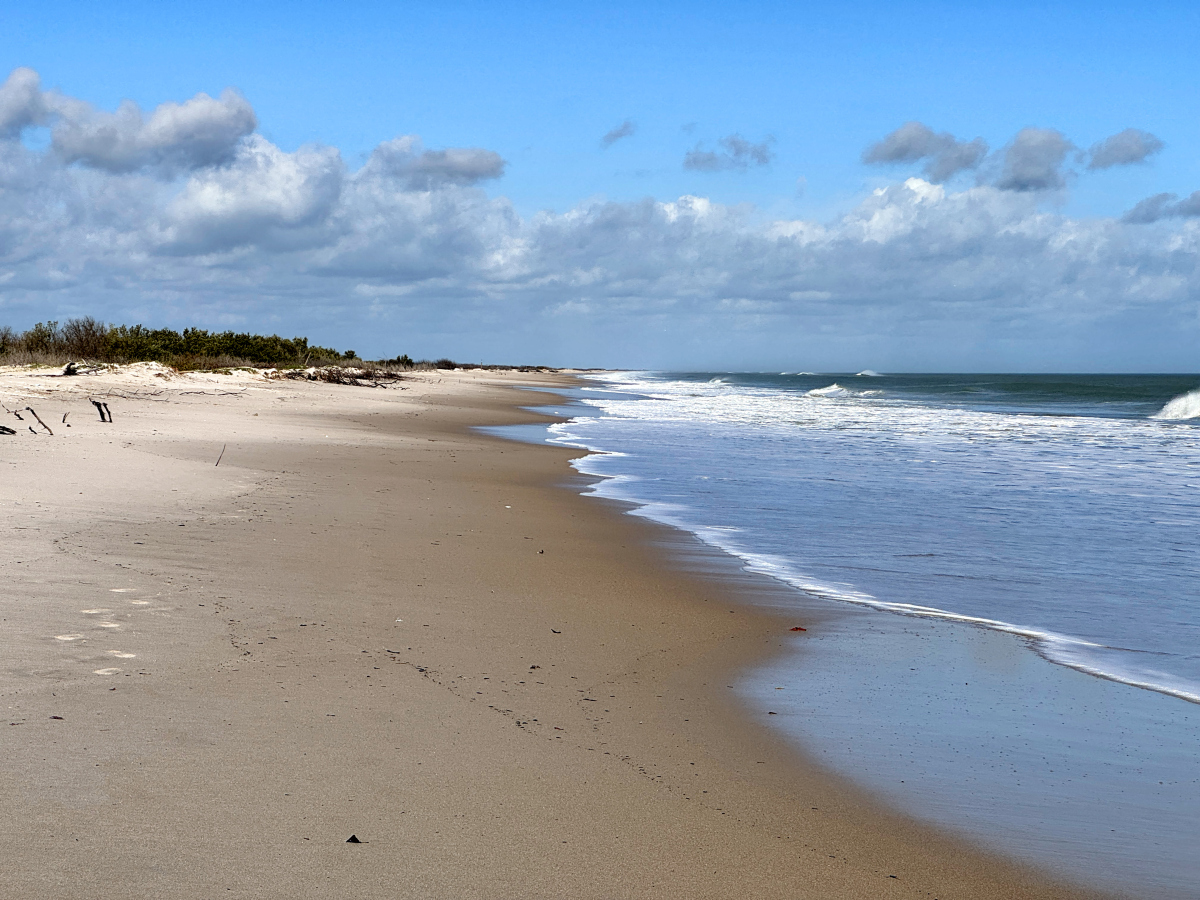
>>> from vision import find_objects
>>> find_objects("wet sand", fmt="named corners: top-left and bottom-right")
top-left (0, 365), bottom-right (1110, 899)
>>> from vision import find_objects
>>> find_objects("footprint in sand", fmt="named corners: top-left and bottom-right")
top-left (92, 668), bottom-right (122, 676)
top-left (96, 622), bottom-right (121, 629)
top-left (81, 608), bottom-right (111, 615)
top-left (106, 651), bottom-right (136, 659)
top-left (55, 634), bottom-right (85, 642)
top-left (129, 600), bottom-right (150, 606)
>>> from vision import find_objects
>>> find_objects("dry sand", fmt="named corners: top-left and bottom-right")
top-left (0, 364), bottom-right (1110, 899)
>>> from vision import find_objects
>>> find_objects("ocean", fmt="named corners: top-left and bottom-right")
top-left (491, 372), bottom-right (1200, 899)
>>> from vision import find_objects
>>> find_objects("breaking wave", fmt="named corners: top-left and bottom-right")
top-left (1153, 388), bottom-right (1200, 420)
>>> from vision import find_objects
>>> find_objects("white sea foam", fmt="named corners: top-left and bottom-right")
top-left (805, 383), bottom-right (851, 397)
top-left (583, 453), bottom-right (1200, 706)
top-left (1152, 387), bottom-right (1200, 420)
top-left (855, 369), bottom-right (883, 376)
top-left (563, 370), bottom-right (1200, 707)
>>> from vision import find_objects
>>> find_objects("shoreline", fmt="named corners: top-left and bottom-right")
top-left (0, 366), bottom-right (1108, 898)
top-left (536, 372), bottom-right (1200, 900)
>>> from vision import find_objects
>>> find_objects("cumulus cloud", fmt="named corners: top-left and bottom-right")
top-left (163, 135), bottom-right (344, 252)
top-left (5, 129), bottom-right (1199, 369)
top-left (50, 88), bottom-right (256, 173)
top-left (684, 134), bottom-right (774, 172)
top-left (601, 119), bottom-right (636, 147)
top-left (863, 121), bottom-right (987, 182)
top-left (1122, 190), bottom-right (1200, 223)
top-left (3, 68), bottom-right (1200, 369)
top-left (0, 67), bottom-right (49, 138)
top-left (363, 135), bottom-right (505, 190)
top-left (995, 127), bottom-right (1074, 192)
top-left (1088, 128), bottom-right (1164, 170)
top-left (0, 66), bottom-right (255, 173)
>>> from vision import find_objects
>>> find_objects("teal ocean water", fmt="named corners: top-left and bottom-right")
top-left (507, 372), bottom-right (1200, 898)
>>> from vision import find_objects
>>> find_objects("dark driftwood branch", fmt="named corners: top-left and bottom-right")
top-left (0, 425), bottom-right (15, 435)
top-left (25, 407), bottom-right (52, 435)
top-left (90, 400), bottom-right (113, 422)
top-left (215, 443), bottom-right (227, 467)
top-left (92, 390), bottom-right (164, 401)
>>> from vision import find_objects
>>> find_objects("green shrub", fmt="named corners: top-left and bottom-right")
top-left (0, 317), bottom-right (412, 370)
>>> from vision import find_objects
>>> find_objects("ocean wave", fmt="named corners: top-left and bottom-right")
top-left (805, 383), bottom-right (852, 397)
top-left (1152, 387), bottom-right (1200, 420)
top-left (804, 383), bottom-right (884, 399)
top-left (555, 377), bottom-right (1200, 707)
top-left (855, 369), bottom-right (883, 377)
top-left (568, 451), bottom-right (1200, 706)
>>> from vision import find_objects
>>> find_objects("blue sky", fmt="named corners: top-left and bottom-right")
top-left (2, 1), bottom-right (1199, 369)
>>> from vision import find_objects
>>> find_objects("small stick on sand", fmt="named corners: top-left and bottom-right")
top-left (90, 400), bottom-right (111, 422)
top-left (215, 443), bottom-right (227, 467)
top-left (25, 407), bottom-right (53, 435)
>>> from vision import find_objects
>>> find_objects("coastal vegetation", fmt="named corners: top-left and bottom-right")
top-left (0, 318), bottom-right (554, 373)
top-left (0, 317), bottom-right (366, 370)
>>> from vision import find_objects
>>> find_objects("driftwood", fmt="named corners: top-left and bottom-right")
top-left (25, 407), bottom-right (52, 435)
top-left (90, 400), bottom-right (113, 422)
top-left (62, 361), bottom-right (107, 376)
top-left (90, 389), bottom-right (165, 401)
top-left (279, 366), bottom-right (406, 388)
top-left (215, 443), bottom-right (227, 467)
top-left (0, 425), bottom-right (15, 435)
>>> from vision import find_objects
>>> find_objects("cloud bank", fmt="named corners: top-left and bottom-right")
top-left (2, 69), bottom-right (1198, 370)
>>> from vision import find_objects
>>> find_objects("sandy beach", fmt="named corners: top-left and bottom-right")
top-left (0, 365), bottom-right (1109, 899)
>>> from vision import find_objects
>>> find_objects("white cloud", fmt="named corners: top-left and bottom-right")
top-left (162, 136), bottom-right (344, 252)
top-left (864, 121), bottom-right (987, 182)
top-left (1123, 190), bottom-right (1200, 224)
top-left (994, 127), bottom-right (1074, 192)
top-left (684, 134), bottom-right (774, 171)
top-left (2, 67), bottom-right (1199, 370)
top-left (601, 120), bottom-right (636, 148)
top-left (49, 88), bottom-right (257, 173)
top-left (0, 67), bottom-right (256, 174)
top-left (0, 68), bottom-right (49, 137)
top-left (1088, 128), bottom-right (1164, 170)
top-left (363, 135), bottom-right (505, 190)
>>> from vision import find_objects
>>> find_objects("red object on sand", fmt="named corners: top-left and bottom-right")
top-left (789, 626), bottom-right (806, 632)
